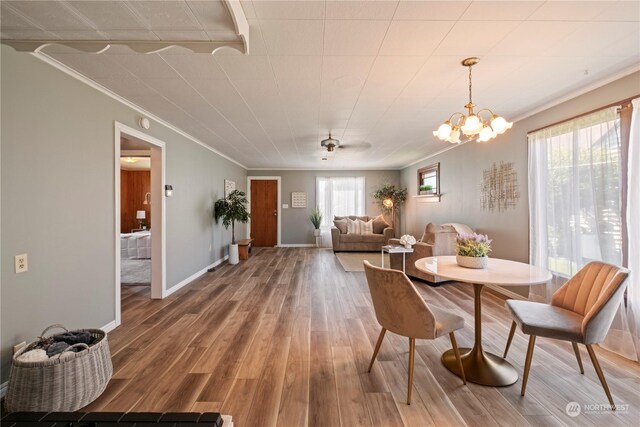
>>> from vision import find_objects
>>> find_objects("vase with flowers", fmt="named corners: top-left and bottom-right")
top-left (455, 233), bottom-right (492, 269)
top-left (399, 234), bottom-right (416, 249)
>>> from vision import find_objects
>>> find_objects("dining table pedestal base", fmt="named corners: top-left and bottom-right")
top-left (442, 345), bottom-right (518, 387)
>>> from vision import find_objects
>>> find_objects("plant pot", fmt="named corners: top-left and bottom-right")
top-left (456, 255), bottom-right (488, 269)
top-left (419, 191), bottom-right (428, 195)
top-left (315, 236), bottom-right (322, 248)
top-left (228, 243), bottom-right (239, 265)
top-left (404, 244), bottom-right (412, 249)
top-left (313, 229), bottom-right (321, 237)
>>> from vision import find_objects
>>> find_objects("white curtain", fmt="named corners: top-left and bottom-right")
top-left (616, 98), bottom-right (640, 361)
top-left (528, 104), bottom-right (639, 361)
top-left (316, 176), bottom-right (365, 247)
top-left (529, 106), bottom-right (623, 299)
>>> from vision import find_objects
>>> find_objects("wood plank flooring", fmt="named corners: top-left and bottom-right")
top-left (86, 248), bottom-right (640, 426)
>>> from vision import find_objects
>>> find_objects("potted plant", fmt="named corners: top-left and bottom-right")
top-left (309, 207), bottom-right (322, 237)
top-left (214, 189), bottom-right (250, 265)
top-left (419, 184), bottom-right (434, 195)
top-left (455, 233), bottom-right (492, 269)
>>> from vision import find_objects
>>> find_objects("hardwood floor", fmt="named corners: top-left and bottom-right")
top-left (87, 248), bottom-right (640, 426)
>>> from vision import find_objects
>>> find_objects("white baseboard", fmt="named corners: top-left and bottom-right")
top-left (163, 255), bottom-right (229, 298)
top-left (277, 244), bottom-right (317, 248)
top-left (101, 320), bottom-right (118, 333)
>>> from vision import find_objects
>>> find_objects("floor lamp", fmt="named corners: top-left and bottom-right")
top-left (383, 198), bottom-right (394, 234)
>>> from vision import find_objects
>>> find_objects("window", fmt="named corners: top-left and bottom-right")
top-left (529, 107), bottom-right (622, 278)
top-left (417, 163), bottom-right (439, 195)
top-left (316, 176), bottom-right (365, 228)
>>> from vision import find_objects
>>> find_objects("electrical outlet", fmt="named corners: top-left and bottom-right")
top-left (15, 253), bottom-right (28, 273)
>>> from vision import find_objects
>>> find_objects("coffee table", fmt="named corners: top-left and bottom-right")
top-left (415, 255), bottom-right (551, 386)
top-left (381, 245), bottom-right (413, 273)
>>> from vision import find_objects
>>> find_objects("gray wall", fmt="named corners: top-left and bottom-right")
top-left (247, 170), bottom-right (400, 245)
top-left (1, 46), bottom-right (246, 381)
top-left (401, 71), bottom-right (640, 263)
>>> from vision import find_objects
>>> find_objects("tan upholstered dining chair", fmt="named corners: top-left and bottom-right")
top-left (503, 261), bottom-right (630, 409)
top-left (363, 261), bottom-right (466, 405)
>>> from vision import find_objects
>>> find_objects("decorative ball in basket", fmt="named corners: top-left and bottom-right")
top-left (455, 233), bottom-right (492, 269)
top-left (5, 324), bottom-right (113, 412)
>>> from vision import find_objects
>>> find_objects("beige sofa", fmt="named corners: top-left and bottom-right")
top-left (389, 223), bottom-right (473, 284)
top-left (331, 215), bottom-right (394, 252)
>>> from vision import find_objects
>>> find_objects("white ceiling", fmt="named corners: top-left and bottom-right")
top-left (2, 1), bottom-right (639, 169)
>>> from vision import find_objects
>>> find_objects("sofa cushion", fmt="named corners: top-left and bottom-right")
top-left (422, 223), bottom-right (457, 244)
top-left (347, 218), bottom-right (361, 234)
top-left (333, 219), bottom-right (348, 234)
top-left (372, 215), bottom-right (390, 234)
top-left (359, 219), bottom-right (374, 235)
top-left (341, 233), bottom-right (386, 243)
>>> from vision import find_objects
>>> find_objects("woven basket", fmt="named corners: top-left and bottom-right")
top-left (5, 324), bottom-right (113, 412)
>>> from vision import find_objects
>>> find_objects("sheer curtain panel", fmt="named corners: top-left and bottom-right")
top-left (528, 103), bottom-right (639, 361)
top-left (316, 176), bottom-right (365, 247)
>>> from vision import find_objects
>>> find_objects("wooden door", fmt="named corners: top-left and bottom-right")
top-left (250, 180), bottom-right (278, 247)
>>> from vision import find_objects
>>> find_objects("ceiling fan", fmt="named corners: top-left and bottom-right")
top-left (320, 133), bottom-right (341, 152)
top-left (319, 132), bottom-right (372, 160)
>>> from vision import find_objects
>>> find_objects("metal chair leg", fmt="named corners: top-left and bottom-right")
top-left (449, 332), bottom-right (466, 385)
top-left (367, 328), bottom-right (386, 373)
top-left (407, 338), bottom-right (415, 405)
top-left (521, 335), bottom-right (536, 396)
top-left (504, 321), bottom-right (517, 358)
top-left (586, 344), bottom-right (615, 410)
top-left (572, 342), bottom-right (584, 374)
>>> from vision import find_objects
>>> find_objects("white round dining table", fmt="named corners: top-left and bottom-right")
top-left (415, 255), bottom-right (551, 387)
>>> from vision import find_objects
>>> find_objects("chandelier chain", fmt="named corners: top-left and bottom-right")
top-left (468, 65), bottom-right (473, 105)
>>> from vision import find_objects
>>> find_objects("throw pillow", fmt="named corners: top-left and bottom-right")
top-left (347, 218), bottom-right (361, 234)
top-left (423, 223), bottom-right (457, 244)
top-left (333, 219), bottom-right (348, 234)
top-left (372, 215), bottom-right (390, 234)
top-left (359, 219), bottom-right (374, 235)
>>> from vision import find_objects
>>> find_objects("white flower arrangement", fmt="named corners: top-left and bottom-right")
top-left (399, 234), bottom-right (417, 248)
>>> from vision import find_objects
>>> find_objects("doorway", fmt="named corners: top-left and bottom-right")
top-left (247, 176), bottom-right (281, 247)
top-left (114, 121), bottom-right (166, 327)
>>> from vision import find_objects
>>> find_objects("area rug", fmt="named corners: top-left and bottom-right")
top-left (121, 259), bottom-right (151, 285)
top-left (335, 252), bottom-right (389, 272)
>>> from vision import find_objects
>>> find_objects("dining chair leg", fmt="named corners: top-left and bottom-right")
top-left (521, 335), bottom-right (536, 396)
top-left (449, 332), bottom-right (466, 385)
top-left (503, 321), bottom-right (517, 358)
top-left (407, 337), bottom-right (415, 405)
top-left (367, 328), bottom-right (386, 373)
top-left (572, 342), bottom-right (584, 374)
top-left (586, 344), bottom-right (615, 410)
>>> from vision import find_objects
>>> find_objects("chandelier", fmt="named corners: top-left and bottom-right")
top-left (433, 57), bottom-right (512, 144)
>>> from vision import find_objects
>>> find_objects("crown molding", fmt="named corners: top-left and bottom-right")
top-left (32, 51), bottom-right (247, 170)
top-left (246, 168), bottom-right (401, 171)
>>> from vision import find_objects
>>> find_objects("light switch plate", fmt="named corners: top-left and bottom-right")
top-left (15, 253), bottom-right (28, 273)
top-left (282, 204), bottom-right (289, 209)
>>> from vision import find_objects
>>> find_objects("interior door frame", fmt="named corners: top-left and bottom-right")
top-left (246, 176), bottom-right (281, 246)
top-left (114, 121), bottom-right (167, 327)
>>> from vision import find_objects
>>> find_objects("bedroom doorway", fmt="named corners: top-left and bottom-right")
top-left (114, 121), bottom-right (166, 327)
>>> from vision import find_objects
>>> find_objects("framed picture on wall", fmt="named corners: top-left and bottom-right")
top-left (224, 179), bottom-right (236, 197)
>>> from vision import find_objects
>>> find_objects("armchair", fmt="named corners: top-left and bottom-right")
top-left (389, 223), bottom-right (473, 284)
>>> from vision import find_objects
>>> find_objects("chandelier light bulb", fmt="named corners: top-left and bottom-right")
top-left (437, 122), bottom-right (452, 140)
top-left (449, 127), bottom-right (461, 144)
top-left (490, 115), bottom-right (508, 134)
top-left (479, 125), bottom-right (493, 142)
top-left (461, 114), bottom-right (481, 135)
